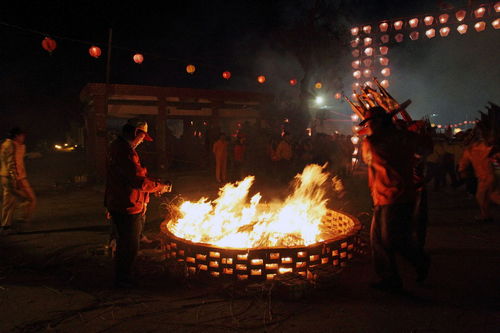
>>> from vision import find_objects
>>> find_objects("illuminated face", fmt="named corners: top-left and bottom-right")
top-left (131, 131), bottom-right (146, 148)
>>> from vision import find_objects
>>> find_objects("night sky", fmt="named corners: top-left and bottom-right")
top-left (1, 0), bottom-right (498, 143)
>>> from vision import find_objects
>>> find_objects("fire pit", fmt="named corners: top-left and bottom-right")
top-left (160, 164), bottom-right (362, 281)
top-left (160, 209), bottom-right (361, 281)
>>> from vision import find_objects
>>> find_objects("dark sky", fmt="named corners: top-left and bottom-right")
top-left (0, 0), bottom-right (498, 141)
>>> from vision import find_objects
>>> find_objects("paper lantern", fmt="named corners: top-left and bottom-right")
top-left (439, 14), bottom-right (449, 24)
top-left (380, 34), bottom-right (390, 44)
top-left (381, 68), bottom-right (391, 77)
top-left (289, 78), bottom-right (297, 86)
top-left (457, 24), bottom-right (468, 34)
top-left (424, 16), bottom-right (434, 26)
top-left (426, 28), bottom-right (436, 38)
top-left (440, 27), bottom-right (450, 37)
top-left (133, 53), bottom-right (144, 64)
top-left (363, 25), bottom-right (372, 34)
top-left (364, 47), bottom-right (373, 56)
top-left (352, 60), bottom-right (361, 69)
top-left (363, 69), bottom-right (372, 78)
top-left (395, 33), bottom-right (404, 42)
top-left (353, 70), bottom-right (361, 79)
top-left (474, 21), bottom-right (486, 32)
top-left (379, 46), bottom-right (389, 55)
top-left (410, 31), bottom-right (420, 40)
top-left (394, 20), bottom-right (404, 30)
top-left (88, 46), bottom-right (101, 58)
top-left (492, 19), bottom-right (500, 29)
top-left (41, 37), bottom-right (56, 53)
top-left (379, 22), bottom-right (389, 32)
top-left (380, 79), bottom-right (389, 88)
top-left (379, 57), bottom-right (389, 66)
top-left (363, 58), bottom-right (372, 67)
top-left (455, 10), bottom-right (467, 22)
top-left (474, 7), bottom-right (486, 18)
top-left (352, 49), bottom-right (360, 57)
top-left (334, 92), bottom-right (342, 100)
top-left (186, 64), bottom-right (196, 74)
top-left (314, 82), bottom-right (322, 89)
top-left (257, 75), bottom-right (266, 83)
top-left (409, 18), bottom-right (419, 28)
top-left (351, 27), bottom-right (359, 36)
top-left (364, 37), bottom-right (372, 46)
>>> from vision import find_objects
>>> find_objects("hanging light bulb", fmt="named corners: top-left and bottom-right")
top-left (409, 18), bottom-right (419, 28)
top-left (492, 19), bottom-right (500, 29)
top-left (439, 14), bottom-right (449, 24)
top-left (474, 7), bottom-right (486, 18)
top-left (379, 57), bottom-right (389, 66)
top-left (457, 24), bottom-right (468, 34)
top-left (380, 79), bottom-right (389, 88)
top-left (440, 27), bottom-right (451, 37)
top-left (364, 37), bottom-right (372, 46)
top-left (393, 20), bottom-right (404, 30)
top-left (352, 60), bottom-right (361, 69)
top-left (381, 68), bottom-right (391, 77)
top-left (424, 16), bottom-right (434, 26)
top-left (474, 21), bottom-right (486, 32)
top-left (426, 28), bottom-right (436, 38)
top-left (379, 22), bottom-right (389, 32)
top-left (351, 27), bottom-right (359, 35)
top-left (455, 9), bottom-right (467, 22)
top-left (353, 70), bottom-right (362, 79)
top-left (364, 47), bottom-right (373, 56)
top-left (363, 25), bottom-right (372, 34)
top-left (379, 46), bottom-right (389, 55)
top-left (363, 69), bottom-right (372, 78)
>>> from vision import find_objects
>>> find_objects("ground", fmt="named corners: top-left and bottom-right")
top-left (0, 153), bottom-right (498, 332)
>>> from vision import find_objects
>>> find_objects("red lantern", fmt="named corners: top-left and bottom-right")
top-left (289, 78), bottom-right (297, 86)
top-left (88, 46), bottom-right (101, 58)
top-left (186, 64), bottom-right (196, 74)
top-left (41, 37), bottom-right (57, 54)
top-left (133, 53), bottom-right (144, 64)
top-left (222, 71), bottom-right (231, 79)
top-left (257, 75), bottom-right (266, 84)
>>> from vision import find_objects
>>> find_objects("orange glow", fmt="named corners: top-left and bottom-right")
top-left (455, 9), bottom-right (467, 22)
top-left (394, 20), bottom-right (404, 30)
top-left (334, 92), bottom-right (342, 100)
top-left (380, 79), bottom-right (389, 88)
top-left (410, 31), bottom-right (420, 40)
top-left (166, 165), bottom-right (336, 248)
top-left (352, 60), bottom-right (360, 69)
top-left (353, 70), bottom-right (361, 79)
top-left (88, 46), bottom-right (101, 58)
top-left (409, 18), bottom-right (419, 28)
top-left (222, 71), bottom-right (231, 79)
top-left (363, 69), bottom-right (372, 78)
top-left (495, 2), bottom-right (500, 12)
top-left (351, 27), bottom-right (359, 35)
top-left (379, 46), bottom-right (389, 55)
top-left (352, 49), bottom-right (360, 57)
top-left (363, 25), bottom-right (372, 34)
top-left (380, 34), bottom-right (390, 44)
top-left (133, 53), bottom-right (144, 64)
top-left (474, 21), bottom-right (486, 32)
top-left (492, 19), bottom-right (500, 29)
top-left (364, 37), bottom-right (372, 46)
top-left (379, 57), bottom-right (389, 66)
top-left (257, 75), bottom-right (266, 83)
top-left (381, 68), bottom-right (391, 77)
top-left (424, 16), bottom-right (434, 26)
top-left (364, 47), bottom-right (373, 56)
top-left (379, 22), bottom-right (389, 32)
top-left (363, 58), bottom-right (372, 67)
top-left (439, 14), bottom-right (449, 24)
top-left (426, 28), bottom-right (436, 38)
top-left (395, 33), bottom-right (404, 42)
top-left (440, 27), bottom-right (450, 37)
top-left (457, 24), bottom-right (468, 34)
top-left (474, 7), bottom-right (486, 18)
top-left (186, 64), bottom-right (196, 74)
top-left (314, 82), bottom-right (322, 89)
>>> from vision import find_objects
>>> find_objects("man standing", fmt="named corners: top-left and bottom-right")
top-left (361, 107), bottom-right (429, 291)
top-left (212, 133), bottom-right (228, 183)
top-left (105, 119), bottom-right (171, 288)
top-left (0, 127), bottom-right (36, 234)
top-left (275, 131), bottom-right (293, 183)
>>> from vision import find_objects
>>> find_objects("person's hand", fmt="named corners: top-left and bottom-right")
top-left (160, 181), bottom-right (172, 194)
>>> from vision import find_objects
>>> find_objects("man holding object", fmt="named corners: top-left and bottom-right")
top-left (105, 118), bottom-right (171, 288)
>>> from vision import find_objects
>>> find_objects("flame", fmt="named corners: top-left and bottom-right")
top-left (166, 164), bottom-right (331, 248)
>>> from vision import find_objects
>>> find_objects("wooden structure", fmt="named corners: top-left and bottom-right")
top-left (80, 83), bottom-right (273, 180)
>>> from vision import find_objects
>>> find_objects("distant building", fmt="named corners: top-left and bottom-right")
top-left (80, 83), bottom-right (273, 180)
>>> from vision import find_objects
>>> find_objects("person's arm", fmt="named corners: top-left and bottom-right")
top-left (4, 142), bottom-right (18, 182)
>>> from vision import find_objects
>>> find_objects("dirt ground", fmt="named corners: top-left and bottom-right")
top-left (0, 153), bottom-right (498, 332)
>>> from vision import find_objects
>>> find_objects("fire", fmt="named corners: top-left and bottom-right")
top-left (166, 164), bottom-right (333, 248)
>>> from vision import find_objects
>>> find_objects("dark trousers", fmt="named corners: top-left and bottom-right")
top-left (109, 211), bottom-right (144, 283)
top-left (414, 189), bottom-right (428, 248)
top-left (370, 203), bottom-right (426, 283)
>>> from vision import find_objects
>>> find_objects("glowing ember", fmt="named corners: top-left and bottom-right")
top-left (166, 164), bottom-right (335, 248)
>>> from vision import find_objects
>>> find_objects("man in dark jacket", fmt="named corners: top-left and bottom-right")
top-left (105, 118), bottom-right (171, 288)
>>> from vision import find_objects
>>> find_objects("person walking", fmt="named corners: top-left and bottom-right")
top-left (213, 133), bottom-right (228, 183)
top-left (0, 127), bottom-right (36, 234)
top-left (105, 118), bottom-right (171, 288)
top-left (361, 107), bottom-right (429, 291)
